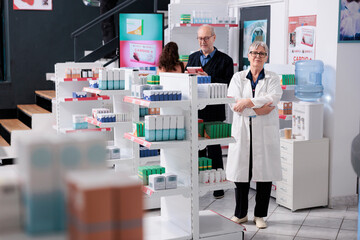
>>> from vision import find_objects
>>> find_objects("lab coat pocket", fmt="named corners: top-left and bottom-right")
top-left (263, 125), bottom-right (278, 145)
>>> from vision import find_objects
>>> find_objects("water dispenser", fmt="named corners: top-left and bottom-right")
top-left (295, 60), bottom-right (324, 102)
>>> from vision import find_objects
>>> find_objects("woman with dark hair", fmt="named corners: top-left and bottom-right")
top-left (158, 42), bottom-right (185, 73)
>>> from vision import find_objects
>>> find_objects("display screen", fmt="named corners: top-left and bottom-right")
top-left (119, 13), bottom-right (163, 67)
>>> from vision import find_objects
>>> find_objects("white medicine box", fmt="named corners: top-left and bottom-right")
top-left (148, 174), bottom-right (166, 190)
top-left (163, 173), bottom-right (177, 189)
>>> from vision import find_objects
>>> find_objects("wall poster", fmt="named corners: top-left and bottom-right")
top-left (242, 19), bottom-right (267, 69)
top-left (13, 0), bottom-right (52, 10)
top-left (338, 0), bottom-right (360, 42)
top-left (119, 13), bottom-right (163, 68)
top-left (288, 15), bottom-right (317, 65)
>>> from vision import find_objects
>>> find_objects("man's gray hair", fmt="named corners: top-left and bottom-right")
top-left (248, 41), bottom-right (269, 55)
top-left (198, 24), bottom-right (216, 36)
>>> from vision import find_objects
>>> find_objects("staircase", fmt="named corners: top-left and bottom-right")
top-left (0, 90), bottom-right (55, 164)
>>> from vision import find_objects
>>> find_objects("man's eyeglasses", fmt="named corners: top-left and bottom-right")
top-left (196, 35), bottom-right (214, 42)
top-left (249, 51), bottom-right (267, 58)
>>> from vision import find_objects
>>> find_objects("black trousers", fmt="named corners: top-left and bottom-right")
top-left (234, 119), bottom-right (272, 218)
top-left (100, 0), bottom-right (118, 43)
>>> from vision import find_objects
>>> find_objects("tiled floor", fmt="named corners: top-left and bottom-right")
top-left (146, 188), bottom-right (358, 240)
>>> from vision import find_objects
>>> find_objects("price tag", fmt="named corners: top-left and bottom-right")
top-left (73, 98), bottom-right (78, 102)
top-left (98, 97), bottom-right (103, 100)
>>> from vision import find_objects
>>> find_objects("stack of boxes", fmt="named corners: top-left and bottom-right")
top-left (133, 122), bottom-right (145, 137)
top-left (139, 147), bottom-right (159, 158)
top-left (72, 114), bottom-right (88, 130)
top-left (145, 115), bottom-right (185, 141)
top-left (198, 157), bottom-right (212, 171)
top-left (180, 14), bottom-right (191, 23)
top-left (278, 101), bottom-right (293, 115)
top-left (147, 75), bottom-right (160, 85)
top-left (67, 171), bottom-right (143, 240)
top-left (131, 83), bottom-right (163, 99)
top-left (143, 90), bottom-right (182, 101)
top-left (198, 121), bottom-right (232, 139)
top-left (138, 165), bottom-right (165, 185)
top-left (65, 68), bottom-right (99, 79)
top-left (16, 133), bottom-right (107, 235)
top-left (98, 68), bottom-right (126, 90)
top-left (281, 74), bottom-right (295, 85)
top-left (197, 76), bottom-right (211, 84)
top-left (179, 55), bottom-right (189, 63)
top-left (72, 91), bottom-right (88, 98)
top-left (197, 83), bottom-right (228, 99)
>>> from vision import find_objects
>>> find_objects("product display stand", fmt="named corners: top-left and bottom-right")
top-left (124, 72), bottom-right (244, 240)
top-left (168, 3), bottom-right (238, 60)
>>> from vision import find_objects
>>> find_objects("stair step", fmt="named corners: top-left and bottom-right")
top-left (35, 90), bottom-right (55, 100)
top-left (0, 119), bottom-right (31, 133)
top-left (0, 135), bottom-right (9, 147)
top-left (17, 104), bottom-right (50, 117)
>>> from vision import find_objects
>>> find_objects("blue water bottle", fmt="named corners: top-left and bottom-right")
top-left (295, 60), bottom-right (324, 101)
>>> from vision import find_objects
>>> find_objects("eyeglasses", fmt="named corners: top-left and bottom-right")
top-left (196, 35), bottom-right (214, 42)
top-left (249, 51), bottom-right (267, 58)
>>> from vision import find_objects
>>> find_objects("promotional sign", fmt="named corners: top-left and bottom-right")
top-left (242, 19), bottom-right (267, 70)
top-left (288, 15), bottom-right (317, 65)
top-left (13, 0), bottom-right (52, 10)
top-left (119, 13), bottom-right (163, 67)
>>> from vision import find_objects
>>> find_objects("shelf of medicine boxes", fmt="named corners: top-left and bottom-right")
top-left (50, 76), bottom-right (98, 82)
top-left (59, 127), bottom-right (112, 134)
top-left (83, 87), bottom-right (131, 96)
top-left (199, 181), bottom-right (235, 197)
top-left (174, 23), bottom-right (238, 28)
top-left (55, 95), bottom-right (110, 103)
top-left (142, 185), bottom-right (190, 198)
top-left (198, 137), bottom-right (235, 151)
top-left (279, 115), bottom-right (292, 121)
top-left (85, 117), bottom-right (132, 128)
top-left (124, 133), bottom-right (190, 149)
top-left (197, 97), bottom-right (235, 110)
top-left (123, 96), bottom-right (190, 110)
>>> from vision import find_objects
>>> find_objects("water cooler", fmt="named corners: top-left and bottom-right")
top-left (292, 60), bottom-right (324, 140)
top-left (292, 102), bottom-right (323, 140)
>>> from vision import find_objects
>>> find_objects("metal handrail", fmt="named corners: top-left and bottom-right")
top-left (71, 0), bottom-right (136, 38)
top-left (71, 0), bottom-right (137, 61)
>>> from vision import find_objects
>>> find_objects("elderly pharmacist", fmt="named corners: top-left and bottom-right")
top-left (227, 41), bottom-right (282, 229)
top-left (186, 24), bottom-right (234, 199)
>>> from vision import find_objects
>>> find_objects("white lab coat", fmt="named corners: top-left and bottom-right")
top-left (226, 69), bottom-right (283, 182)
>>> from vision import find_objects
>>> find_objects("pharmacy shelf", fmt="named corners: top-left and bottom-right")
top-left (57, 96), bottom-right (110, 102)
top-left (279, 115), bottom-right (292, 121)
top-left (175, 23), bottom-right (238, 28)
top-left (0, 232), bottom-right (65, 240)
top-left (124, 133), bottom-right (190, 149)
top-left (123, 96), bottom-right (190, 110)
top-left (198, 137), bottom-right (235, 150)
top-left (83, 87), bottom-right (131, 96)
top-left (85, 117), bottom-right (132, 128)
top-left (59, 127), bottom-right (112, 134)
top-left (199, 181), bottom-right (235, 197)
top-left (144, 216), bottom-right (191, 240)
top-left (50, 77), bottom-right (98, 82)
top-left (197, 97), bottom-right (235, 110)
top-left (140, 155), bottom-right (160, 165)
top-left (199, 210), bottom-right (245, 238)
top-left (281, 85), bottom-right (295, 90)
top-left (107, 156), bottom-right (134, 165)
top-left (142, 185), bottom-right (190, 198)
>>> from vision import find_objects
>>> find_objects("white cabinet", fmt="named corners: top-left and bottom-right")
top-left (276, 138), bottom-right (329, 211)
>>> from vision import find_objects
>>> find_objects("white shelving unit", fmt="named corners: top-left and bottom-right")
top-left (168, 3), bottom-right (238, 62)
top-left (124, 72), bottom-right (243, 240)
top-left (53, 63), bottom-right (139, 169)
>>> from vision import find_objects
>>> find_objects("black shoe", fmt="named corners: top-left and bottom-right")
top-left (213, 190), bottom-right (224, 199)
